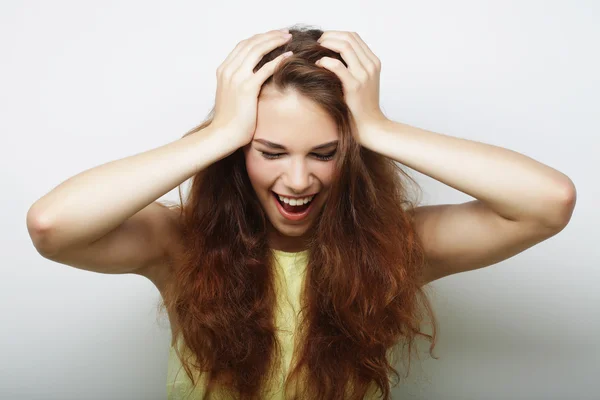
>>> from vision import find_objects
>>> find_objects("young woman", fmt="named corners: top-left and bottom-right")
top-left (27, 25), bottom-right (576, 400)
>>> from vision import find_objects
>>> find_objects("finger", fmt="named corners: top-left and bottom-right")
top-left (320, 31), bottom-right (378, 71)
top-left (219, 39), bottom-right (247, 72)
top-left (349, 32), bottom-right (381, 68)
top-left (228, 31), bottom-right (291, 75)
top-left (251, 51), bottom-right (293, 86)
top-left (318, 37), bottom-right (367, 76)
top-left (219, 30), bottom-right (287, 75)
top-left (316, 57), bottom-right (358, 89)
top-left (238, 34), bottom-right (292, 75)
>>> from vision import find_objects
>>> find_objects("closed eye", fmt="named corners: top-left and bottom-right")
top-left (260, 151), bottom-right (336, 161)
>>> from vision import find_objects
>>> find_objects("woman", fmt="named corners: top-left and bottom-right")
top-left (27, 25), bottom-right (576, 400)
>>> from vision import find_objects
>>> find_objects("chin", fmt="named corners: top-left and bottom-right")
top-left (273, 223), bottom-right (310, 237)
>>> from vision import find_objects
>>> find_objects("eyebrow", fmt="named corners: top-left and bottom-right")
top-left (253, 139), bottom-right (339, 151)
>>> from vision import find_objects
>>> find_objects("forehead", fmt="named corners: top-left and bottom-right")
top-left (254, 87), bottom-right (339, 147)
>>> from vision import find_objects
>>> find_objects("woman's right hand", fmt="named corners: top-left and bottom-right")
top-left (211, 29), bottom-right (293, 149)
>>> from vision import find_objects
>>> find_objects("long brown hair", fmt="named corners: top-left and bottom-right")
top-left (158, 24), bottom-right (438, 400)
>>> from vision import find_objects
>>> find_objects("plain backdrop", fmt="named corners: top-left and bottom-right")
top-left (2, 1), bottom-right (598, 399)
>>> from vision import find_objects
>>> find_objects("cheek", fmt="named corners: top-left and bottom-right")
top-left (314, 163), bottom-right (336, 186)
top-left (245, 155), bottom-right (277, 189)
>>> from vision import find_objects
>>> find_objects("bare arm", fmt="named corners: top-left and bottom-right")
top-left (26, 125), bottom-right (233, 256)
top-left (25, 29), bottom-right (292, 282)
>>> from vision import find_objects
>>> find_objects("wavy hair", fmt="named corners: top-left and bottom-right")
top-left (158, 24), bottom-right (439, 400)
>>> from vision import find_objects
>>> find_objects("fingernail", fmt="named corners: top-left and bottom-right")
top-left (279, 28), bottom-right (289, 33)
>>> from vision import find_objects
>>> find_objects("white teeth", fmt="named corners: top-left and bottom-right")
top-left (277, 194), bottom-right (315, 206)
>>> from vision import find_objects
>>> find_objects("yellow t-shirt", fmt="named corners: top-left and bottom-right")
top-left (166, 249), bottom-right (381, 399)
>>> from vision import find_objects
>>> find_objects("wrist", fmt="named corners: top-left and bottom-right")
top-left (200, 125), bottom-right (242, 160)
top-left (357, 116), bottom-right (390, 150)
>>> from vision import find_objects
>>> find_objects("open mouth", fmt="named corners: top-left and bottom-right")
top-left (272, 191), bottom-right (318, 217)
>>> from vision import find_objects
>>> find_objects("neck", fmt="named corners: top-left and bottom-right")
top-left (267, 226), bottom-right (310, 253)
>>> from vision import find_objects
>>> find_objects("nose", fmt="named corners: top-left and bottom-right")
top-left (283, 157), bottom-right (312, 194)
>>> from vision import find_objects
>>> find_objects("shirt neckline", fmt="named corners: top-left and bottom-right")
top-left (272, 249), bottom-right (309, 258)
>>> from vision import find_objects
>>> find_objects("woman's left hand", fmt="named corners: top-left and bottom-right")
top-left (316, 31), bottom-right (388, 145)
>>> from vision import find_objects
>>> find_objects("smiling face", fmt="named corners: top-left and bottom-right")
top-left (242, 86), bottom-right (340, 252)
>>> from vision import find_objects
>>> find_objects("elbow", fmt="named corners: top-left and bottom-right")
top-left (27, 208), bottom-right (57, 257)
top-left (545, 179), bottom-right (577, 231)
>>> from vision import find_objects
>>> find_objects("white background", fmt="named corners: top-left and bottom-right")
top-left (3, 1), bottom-right (598, 399)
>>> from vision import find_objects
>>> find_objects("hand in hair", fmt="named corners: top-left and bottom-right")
top-left (315, 31), bottom-right (388, 144)
top-left (211, 29), bottom-right (294, 149)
